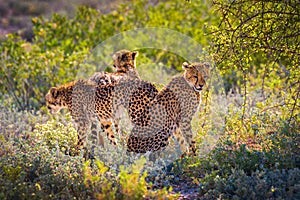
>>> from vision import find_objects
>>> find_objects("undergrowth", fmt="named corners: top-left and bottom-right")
top-left (0, 105), bottom-right (178, 199)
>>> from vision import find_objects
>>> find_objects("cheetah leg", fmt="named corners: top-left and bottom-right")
top-left (74, 117), bottom-right (90, 157)
top-left (90, 116), bottom-right (104, 147)
top-left (100, 120), bottom-right (117, 145)
top-left (89, 115), bottom-right (104, 158)
top-left (173, 128), bottom-right (189, 153)
top-left (113, 120), bottom-right (121, 143)
top-left (180, 120), bottom-right (197, 156)
top-left (73, 115), bottom-right (104, 159)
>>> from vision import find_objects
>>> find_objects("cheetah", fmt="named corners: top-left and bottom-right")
top-left (45, 77), bottom-right (159, 155)
top-left (89, 49), bottom-right (139, 86)
top-left (88, 49), bottom-right (139, 145)
top-left (127, 62), bottom-right (210, 155)
top-left (45, 80), bottom-right (103, 157)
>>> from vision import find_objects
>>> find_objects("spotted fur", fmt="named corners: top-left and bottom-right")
top-left (127, 62), bottom-right (210, 155)
top-left (87, 50), bottom-right (139, 145)
top-left (45, 77), bottom-right (159, 155)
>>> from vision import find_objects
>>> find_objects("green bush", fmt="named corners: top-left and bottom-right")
top-left (1, 0), bottom-right (215, 110)
top-left (34, 112), bottom-right (78, 156)
top-left (200, 168), bottom-right (300, 200)
top-left (0, 105), bottom-right (177, 199)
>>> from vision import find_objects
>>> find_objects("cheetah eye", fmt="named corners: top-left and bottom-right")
top-left (113, 64), bottom-right (117, 68)
top-left (193, 76), bottom-right (198, 84)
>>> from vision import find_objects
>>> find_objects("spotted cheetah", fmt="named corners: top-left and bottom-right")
top-left (88, 49), bottom-right (139, 145)
top-left (45, 76), bottom-right (159, 155)
top-left (45, 80), bottom-right (102, 157)
top-left (89, 49), bottom-right (139, 86)
top-left (127, 62), bottom-right (210, 155)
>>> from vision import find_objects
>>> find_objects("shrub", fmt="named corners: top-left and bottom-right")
top-left (1, 0), bottom-right (215, 110)
top-left (200, 168), bottom-right (300, 200)
top-left (0, 103), bottom-right (178, 199)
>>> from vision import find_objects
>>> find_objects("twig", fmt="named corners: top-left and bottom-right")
top-left (241, 68), bottom-right (248, 125)
top-left (2, 65), bottom-right (24, 110)
top-left (288, 87), bottom-right (300, 125)
top-left (261, 103), bottom-right (300, 112)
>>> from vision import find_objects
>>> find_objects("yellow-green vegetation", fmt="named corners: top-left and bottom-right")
top-left (0, 0), bottom-right (299, 199)
top-left (0, 106), bottom-right (177, 199)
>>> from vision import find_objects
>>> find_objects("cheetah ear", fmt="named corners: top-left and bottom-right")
top-left (121, 53), bottom-right (127, 60)
top-left (112, 52), bottom-right (118, 61)
top-left (50, 87), bottom-right (58, 99)
top-left (132, 51), bottom-right (138, 60)
top-left (203, 62), bottom-right (211, 69)
top-left (182, 62), bottom-right (190, 70)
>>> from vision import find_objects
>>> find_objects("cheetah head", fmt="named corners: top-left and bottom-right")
top-left (182, 62), bottom-right (210, 92)
top-left (112, 50), bottom-right (138, 73)
top-left (45, 87), bottom-right (67, 114)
